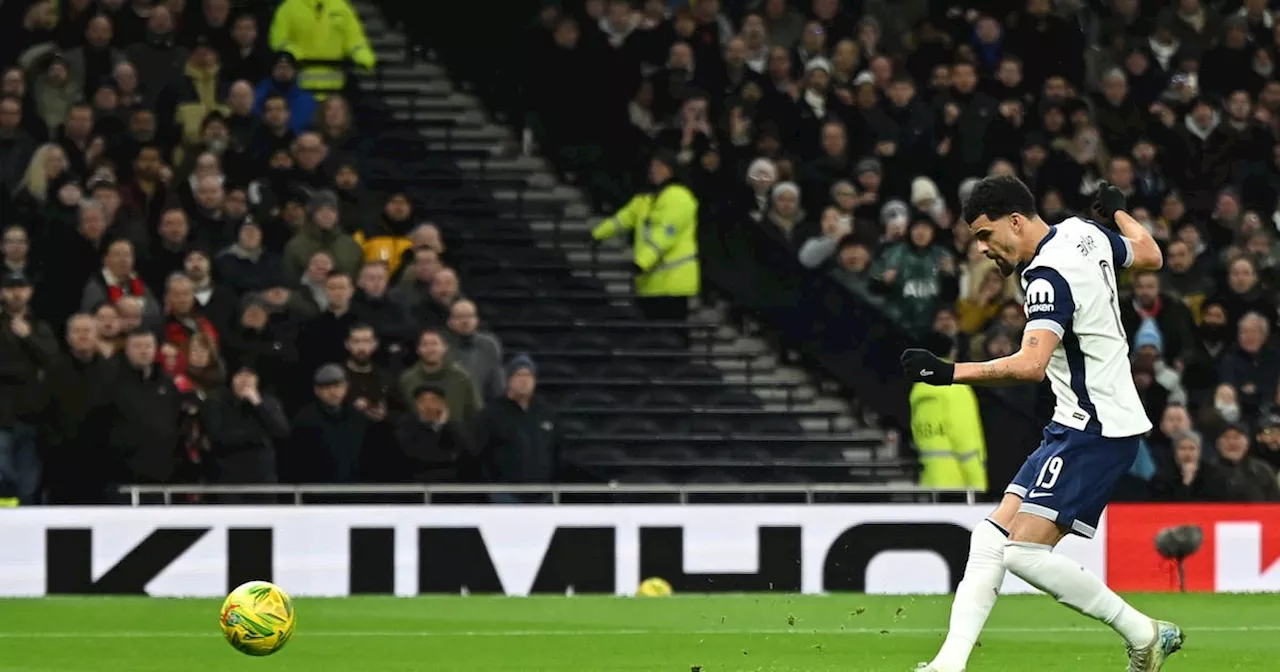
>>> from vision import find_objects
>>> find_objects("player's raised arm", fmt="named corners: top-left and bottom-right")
top-left (1094, 181), bottom-right (1163, 271)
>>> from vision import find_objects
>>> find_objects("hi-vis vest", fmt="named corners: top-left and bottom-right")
top-left (269, 0), bottom-right (377, 97)
top-left (591, 184), bottom-right (700, 297)
top-left (910, 382), bottom-right (988, 490)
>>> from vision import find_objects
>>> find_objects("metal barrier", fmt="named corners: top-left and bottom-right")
top-left (118, 484), bottom-right (979, 506)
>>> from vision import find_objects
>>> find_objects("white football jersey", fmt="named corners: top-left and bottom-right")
top-left (1020, 216), bottom-right (1152, 438)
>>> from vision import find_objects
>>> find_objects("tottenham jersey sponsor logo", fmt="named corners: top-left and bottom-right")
top-left (1025, 277), bottom-right (1056, 314)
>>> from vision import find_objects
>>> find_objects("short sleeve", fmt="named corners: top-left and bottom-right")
top-left (1090, 220), bottom-right (1134, 268)
top-left (1022, 266), bottom-right (1074, 339)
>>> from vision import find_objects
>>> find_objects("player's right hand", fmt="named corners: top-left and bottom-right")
top-left (1091, 180), bottom-right (1126, 224)
top-left (900, 348), bottom-right (954, 386)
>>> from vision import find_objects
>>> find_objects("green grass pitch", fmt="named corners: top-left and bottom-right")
top-left (0, 593), bottom-right (1273, 670)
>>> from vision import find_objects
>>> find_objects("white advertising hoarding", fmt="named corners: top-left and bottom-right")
top-left (0, 505), bottom-right (1104, 597)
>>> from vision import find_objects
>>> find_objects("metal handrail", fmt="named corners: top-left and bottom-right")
top-left (118, 484), bottom-right (977, 506)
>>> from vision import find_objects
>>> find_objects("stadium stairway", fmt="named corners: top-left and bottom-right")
top-left (351, 2), bottom-right (914, 485)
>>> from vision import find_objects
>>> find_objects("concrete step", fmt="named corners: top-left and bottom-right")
top-left (456, 156), bottom-right (550, 179)
top-left (529, 219), bottom-right (593, 235)
top-left (420, 124), bottom-right (507, 146)
top-left (369, 62), bottom-right (448, 82)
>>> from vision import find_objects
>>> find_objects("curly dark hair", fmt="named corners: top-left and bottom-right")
top-left (961, 175), bottom-right (1037, 225)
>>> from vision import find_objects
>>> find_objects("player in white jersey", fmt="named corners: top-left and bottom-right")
top-left (900, 176), bottom-right (1184, 672)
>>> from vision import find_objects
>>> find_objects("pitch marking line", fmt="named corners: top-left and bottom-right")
top-left (0, 625), bottom-right (1273, 639)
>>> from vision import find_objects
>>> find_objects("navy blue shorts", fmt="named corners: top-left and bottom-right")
top-left (1005, 422), bottom-right (1139, 538)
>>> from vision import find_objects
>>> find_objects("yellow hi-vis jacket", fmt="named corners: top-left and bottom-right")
top-left (590, 184), bottom-right (700, 297)
top-left (269, 0), bottom-right (376, 97)
top-left (910, 382), bottom-right (988, 491)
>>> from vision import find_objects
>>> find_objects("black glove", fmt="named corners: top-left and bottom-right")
top-left (901, 348), bottom-right (954, 386)
top-left (1091, 180), bottom-right (1126, 224)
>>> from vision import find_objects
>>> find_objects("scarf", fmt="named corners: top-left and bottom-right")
top-left (1134, 295), bottom-right (1163, 320)
top-left (108, 275), bottom-right (146, 303)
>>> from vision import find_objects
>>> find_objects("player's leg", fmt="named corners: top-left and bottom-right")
top-left (1003, 513), bottom-right (1157, 648)
top-left (922, 445), bottom-right (1049, 672)
top-left (1000, 432), bottom-right (1183, 669)
top-left (922, 494), bottom-right (1019, 672)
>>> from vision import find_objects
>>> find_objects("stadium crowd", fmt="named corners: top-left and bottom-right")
top-left (0, 0), bottom-right (563, 506)
top-left (524, 0), bottom-right (1280, 502)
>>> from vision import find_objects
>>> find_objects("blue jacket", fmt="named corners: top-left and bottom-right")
top-left (253, 77), bottom-right (317, 135)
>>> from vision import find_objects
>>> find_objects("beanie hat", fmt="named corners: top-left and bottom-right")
top-left (505, 354), bottom-right (537, 379)
top-left (307, 190), bottom-right (339, 216)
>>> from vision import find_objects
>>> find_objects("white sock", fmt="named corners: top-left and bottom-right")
top-left (929, 520), bottom-right (1008, 672)
top-left (1003, 541), bottom-right (1155, 648)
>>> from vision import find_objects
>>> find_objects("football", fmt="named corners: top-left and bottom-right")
top-left (636, 577), bottom-right (673, 597)
top-left (219, 581), bottom-right (296, 656)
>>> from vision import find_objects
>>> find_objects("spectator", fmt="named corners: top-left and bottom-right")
top-left (0, 271), bottom-right (57, 504)
top-left (173, 37), bottom-right (229, 148)
top-left (222, 14), bottom-right (272, 85)
top-left (81, 238), bottom-right (161, 327)
top-left (427, 267), bottom-right (462, 323)
top-left (343, 323), bottom-right (395, 417)
top-left (1150, 429), bottom-right (1229, 501)
top-left (253, 52), bottom-right (315, 136)
top-left (215, 218), bottom-right (282, 295)
top-left (298, 270), bottom-right (360, 378)
top-left (288, 363), bottom-right (370, 483)
top-left (125, 6), bottom-right (189, 105)
top-left (202, 363), bottom-right (290, 486)
top-left (283, 191), bottom-right (363, 279)
top-left (1216, 422), bottom-right (1280, 501)
top-left (352, 261), bottom-right (414, 357)
top-left (222, 297), bottom-right (298, 408)
top-left (446, 299), bottom-right (505, 401)
top-left (353, 191), bottom-right (415, 273)
top-left (101, 329), bottom-right (182, 486)
top-left (143, 207), bottom-right (195, 295)
top-left (1161, 239), bottom-right (1215, 319)
top-left (1121, 271), bottom-right (1197, 365)
top-left (398, 328), bottom-right (481, 434)
top-left (871, 215), bottom-right (957, 337)
top-left (185, 249), bottom-right (237, 335)
top-left (1253, 412), bottom-right (1280, 472)
top-left (389, 246), bottom-right (444, 326)
top-left (159, 273), bottom-right (221, 372)
top-left (92, 302), bottom-right (122, 358)
top-left (29, 53), bottom-right (81, 138)
top-left (43, 313), bottom-right (112, 503)
top-left (66, 15), bottom-right (126, 101)
top-left (1217, 312), bottom-right (1280, 416)
top-left (475, 355), bottom-right (562, 492)
top-left (393, 385), bottom-right (472, 483)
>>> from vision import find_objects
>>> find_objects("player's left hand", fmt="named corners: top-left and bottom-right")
top-left (1091, 180), bottom-right (1126, 223)
top-left (900, 348), bottom-right (954, 386)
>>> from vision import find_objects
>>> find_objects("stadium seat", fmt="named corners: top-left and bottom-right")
top-left (681, 416), bottom-right (734, 437)
top-left (601, 417), bottom-right (664, 437)
top-left (568, 444), bottom-right (627, 465)
top-left (644, 444), bottom-right (700, 463)
top-left (634, 389), bottom-right (693, 409)
top-left (534, 359), bottom-right (581, 379)
top-left (668, 363), bottom-right (723, 381)
top-left (495, 330), bottom-right (540, 352)
top-left (560, 390), bottom-right (622, 410)
top-left (589, 361), bottom-right (651, 380)
top-left (516, 302), bottom-right (577, 323)
top-left (626, 331), bottom-right (687, 351)
top-left (747, 417), bottom-right (805, 436)
top-left (558, 332), bottom-right (615, 352)
top-left (707, 390), bottom-right (765, 409)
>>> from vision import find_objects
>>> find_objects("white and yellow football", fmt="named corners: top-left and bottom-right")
top-left (637, 577), bottom-right (673, 597)
top-left (219, 580), bottom-right (296, 656)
